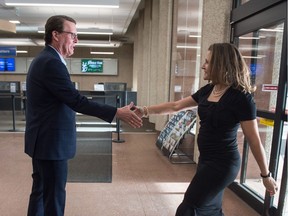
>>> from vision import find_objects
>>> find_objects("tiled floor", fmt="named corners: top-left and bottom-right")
top-left (0, 111), bottom-right (260, 215)
top-left (0, 132), bottom-right (260, 216)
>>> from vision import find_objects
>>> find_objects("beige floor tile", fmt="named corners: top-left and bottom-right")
top-left (0, 132), bottom-right (259, 216)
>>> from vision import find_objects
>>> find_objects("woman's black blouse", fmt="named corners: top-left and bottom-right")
top-left (192, 84), bottom-right (256, 159)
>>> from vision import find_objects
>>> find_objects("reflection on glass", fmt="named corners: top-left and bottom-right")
top-left (236, 23), bottom-right (284, 207)
top-left (241, 0), bottom-right (250, 5)
top-left (282, 93), bottom-right (288, 215)
top-left (238, 23), bottom-right (284, 112)
top-left (172, 0), bottom-right (202, 101)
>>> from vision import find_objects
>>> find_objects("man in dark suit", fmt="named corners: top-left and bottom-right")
top-left (25, 15), bottom-right (142, 216)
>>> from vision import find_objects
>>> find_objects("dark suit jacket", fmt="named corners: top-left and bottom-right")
top-left (25, 46), bottom-right (117, 160)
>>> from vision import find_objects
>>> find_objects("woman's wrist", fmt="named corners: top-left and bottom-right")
top-left (143, 106), bottom-right (149, 118)
top-left (260, 171), bottom-right (271, 178)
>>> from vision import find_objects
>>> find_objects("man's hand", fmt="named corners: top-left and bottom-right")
top-left (115, 102), bottom-right (143, 128)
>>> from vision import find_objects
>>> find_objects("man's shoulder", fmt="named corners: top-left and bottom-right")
top-left (40, 46), bottom-right (58, 57)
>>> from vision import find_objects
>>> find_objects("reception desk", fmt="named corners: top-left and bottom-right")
top-left (79, 90), bottom-right (137, 108)
top-left (0, 81), bottom-right (22, 111)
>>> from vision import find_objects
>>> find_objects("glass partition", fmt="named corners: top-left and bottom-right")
top-left (171, 0), bottom-right (202, 101)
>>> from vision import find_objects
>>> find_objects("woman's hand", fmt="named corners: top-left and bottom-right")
top-left (262, 177), bottom-right (278, 196)
top-left (133, 106), bottom-right (145, 118)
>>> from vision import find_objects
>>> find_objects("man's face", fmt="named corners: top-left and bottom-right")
top-left (55, 20), bottom-right (78, 58)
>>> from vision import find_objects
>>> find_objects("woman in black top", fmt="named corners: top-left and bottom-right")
top-left (135, 43), bottom-right (278, 216)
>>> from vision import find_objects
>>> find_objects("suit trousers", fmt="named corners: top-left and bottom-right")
top-left (27, 158), bottom-right (68, 216)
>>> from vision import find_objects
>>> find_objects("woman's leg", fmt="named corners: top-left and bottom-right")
top-left (175, 158), bottom-right (239, 216)
top-left (175, 201), bottom-right (196, 216)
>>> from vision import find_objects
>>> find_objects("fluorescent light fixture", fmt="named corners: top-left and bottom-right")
top-left (188, 35), bottom-right (201, 38)
top-left (0, 38), bottom-right (38, 46)
top-left (77, 40), bottom-right (121, 47)
top-left (77, 43), bottom-right (120, 48)
top-left (9, 20), bottom-right (20, 24)
top-left (77, 29), bottom-right (113, 35)
top-left (242, 55), bottom-right (266, 59)
top-left (239, 36), bottom-right (266, 40)
top-left (238, 45), bottom-right (269, 51)
top-left (0, 38), bottom-right (121, 47)
top-left (5, 0), bottom-right (119, 8)
top-left (259, 28), bottom-right (283, 32)
top-left (37, 27), bottom-right (44, 33)
top-left (16, 26), bottom-right (38, 33)
top-left (176, 45), bottom-right (200, 49)
top-left (90, 51), bottom-right (114, 55)
top-left (38, 27), bottom-right (113, 35)
top-left (33, 39), bottom-right (121, 47)
top-left (33, 40), bottom-right (45, 46)
top-left (16, 50), bottom-right (28, 53)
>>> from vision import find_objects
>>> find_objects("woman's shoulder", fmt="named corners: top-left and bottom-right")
top-left (227, 88), bottom-right (255, 106)
top-left (198, 83), bottom-right (213, 94)
top-left (229, 88), bottom-right (253, 98)
top-left (226, 88), bottom-right (256, 119)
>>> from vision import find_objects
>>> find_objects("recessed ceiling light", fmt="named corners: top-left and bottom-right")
top-left (188, 35), bottom-right (201, 38)
top-left (90, 52), bottom-right (114, 55)
top-left (16, 50), bottom-right (28, 53)
top-left (176, 45), bottom-right (200, 49)
top-left (9, 20), bottom-right (20, 24)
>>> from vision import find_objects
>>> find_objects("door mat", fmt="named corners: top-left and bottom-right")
top-left (68, 131), bottom-right (112, 183)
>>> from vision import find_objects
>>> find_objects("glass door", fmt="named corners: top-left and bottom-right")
top-left (230, 0), bottom-right (287, 215)
top-left (234, 22), bottom-right (286, 213)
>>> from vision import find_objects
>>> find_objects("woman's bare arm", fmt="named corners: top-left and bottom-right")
top-left (240, 119), bottom-right (278, 196)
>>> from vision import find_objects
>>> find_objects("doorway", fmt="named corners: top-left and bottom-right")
top-left (230, 0), bottom-right (287, 215)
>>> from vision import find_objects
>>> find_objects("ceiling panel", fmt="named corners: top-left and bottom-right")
top-left (0, 0), bottom-right (142, 46)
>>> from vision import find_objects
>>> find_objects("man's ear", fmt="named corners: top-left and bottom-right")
top-left (52, 30), bottom-right (60, 42)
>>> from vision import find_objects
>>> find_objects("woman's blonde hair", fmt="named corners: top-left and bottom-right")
top-left (208, 43), bottom-right (255, 93)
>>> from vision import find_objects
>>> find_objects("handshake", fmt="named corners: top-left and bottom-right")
top-left (130, 105), bottom-right (149, 118)
top-left (115, 102), bottom-right (149, 128)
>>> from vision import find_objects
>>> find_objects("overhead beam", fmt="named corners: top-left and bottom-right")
top-left (0, 19), bottom-right (16, 34)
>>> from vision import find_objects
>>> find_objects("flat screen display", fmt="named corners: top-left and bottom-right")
top-left (0, 58), bottom-right (15, 71)
top-left (6, 58), bottom-right (15, 71)
top-left (0, 58), bottom-right (4, 71)
top-left (81, 59), bottom-right (103, 73)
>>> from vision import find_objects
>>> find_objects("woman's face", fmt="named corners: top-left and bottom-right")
top-left (201, 50), bottom-right (211, 80)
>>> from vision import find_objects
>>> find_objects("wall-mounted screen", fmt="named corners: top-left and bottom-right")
top-left (6, 58), bottom-right (15, 71)
top-left (0, 58), bottom-right (15, 71)
top-left (81, 59), bottom-right (103, 73)
top-left (0, 58), bottom-right (4, 71)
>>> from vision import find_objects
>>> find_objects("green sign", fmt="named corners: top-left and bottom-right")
top-left (81, 59), bottom-right (103, 73)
